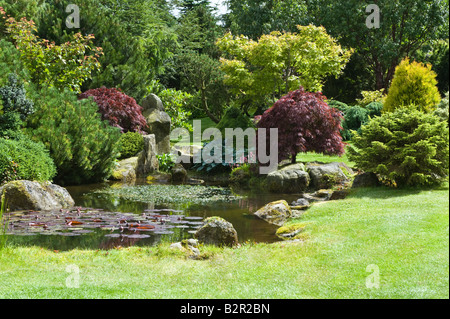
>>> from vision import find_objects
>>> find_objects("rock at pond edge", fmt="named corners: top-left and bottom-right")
top-left (194, 216), bottom-right (238, 247)
top-left (0, 180), bottom-right (75, 211)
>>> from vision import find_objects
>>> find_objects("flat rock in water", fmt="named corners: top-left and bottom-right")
top-left (254, 200), bottom-right (292, 226)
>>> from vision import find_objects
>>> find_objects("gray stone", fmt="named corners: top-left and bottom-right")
top-left (171, 163), bottom-right (188, 183)
top-left (266, 163), bottom-right (310, 193)
top-left (306, 162), bottom-right (353, 189)
top-left (291, 198), bottom-right (310, 208)
top-left (254, 200), bottom-right (292, 226)
top-left (0, 180), bottom-right (75, 211)
top-left (136, 134), bottom-right (159, 177)
top-left (111, 156), bottom-right (138, 183)
top-left (146, 109), bottom-right (171, 155)
top-left (352, 172), bottom-right (380, 188)
top-left (194, 216), bottom-right (238, 247)
top-left (142, 94), bottom-right (164, 115)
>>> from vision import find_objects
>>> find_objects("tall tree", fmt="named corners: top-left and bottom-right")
top-left (309, 0), bottom-right (449, 91)
top-left (224, 0), bottom-right (308, 40)
top-left (216, 25), bottom-right (352, 112)
top-left (34, 0), bottom-right (177, 102)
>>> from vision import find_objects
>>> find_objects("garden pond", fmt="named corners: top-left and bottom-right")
top-left (4, 180), bottom-right (301, 250)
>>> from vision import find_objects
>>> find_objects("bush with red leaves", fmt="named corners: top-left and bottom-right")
top-left (257, 87), bottom-right (345, 164)
top-left (79, 87), bottom-right (148, 133)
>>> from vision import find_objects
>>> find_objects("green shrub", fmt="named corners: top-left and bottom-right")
top-left (326, 100), bottom-right (349, 113)
top-left (0, 112), bottom-right (22, 138)
top-left (158, 88), bottom-right (194, 132)
top-left (156, 153), bottom-right (176, 173)
top-left (356, 89), bottom-right (385, 107)
top-left (0, 73), bottom-right (34, 120)
top-left (26, 87), bottom-right (121, 185)
top-left (0, 39), bottom-right (29, 86)
top-left (348, 107), bottom-right (449, 187)
top-left (365, 101), bottom-right (383, 117)
top-left (118, 132), bottom-right (144, 160)
top-left (0, 137), bottom-right (56, 184)
top-left (434, 91), bottom-right (449, 123)
top-left (341, 105), bottom-right (369, 140)
top-left (216, 106), bottom-right (255, 135)
top-left (383, 58), bottom-right (441, 113)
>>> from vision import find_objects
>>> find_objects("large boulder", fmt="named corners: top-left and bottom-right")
top-left (136, 134), bottom-right (159, 177)
top-left (254, 200), bottom-right (292, 226)
top-left (194, 216), bottom-right (238, 247)
top-left (266, 163), bottom-right (310, 193)
top-left (306, 162), bottom-right (353, 189)
top-left (0, 180), bottom-right (75, 211)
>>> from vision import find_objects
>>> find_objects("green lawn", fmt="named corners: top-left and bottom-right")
top-left (0, 183), bottom-right (448, 298)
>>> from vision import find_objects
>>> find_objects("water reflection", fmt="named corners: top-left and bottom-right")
top-left (6, 181), bottom-right (301, 250)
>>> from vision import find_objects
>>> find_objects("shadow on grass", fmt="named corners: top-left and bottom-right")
top-left (348, 182), bottom-right (449, 200)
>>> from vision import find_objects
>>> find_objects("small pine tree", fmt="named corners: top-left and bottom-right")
top-left (348, 107), bottom-right (449, 187)
top-left (383, 58), bottom-right (441, 113)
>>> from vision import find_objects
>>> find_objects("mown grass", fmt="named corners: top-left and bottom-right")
top-left (0, 183), bottom-right (448, 299)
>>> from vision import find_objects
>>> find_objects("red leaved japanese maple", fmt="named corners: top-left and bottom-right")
top-left (257, 87), bottom-right (345, 164)
top-left (79, 87), bottom-right (148, 133)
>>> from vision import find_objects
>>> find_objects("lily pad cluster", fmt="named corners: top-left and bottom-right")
top-left (94, 185), bottom-right (242, 205)
top-left (5, 207), bottom-right (204, 240)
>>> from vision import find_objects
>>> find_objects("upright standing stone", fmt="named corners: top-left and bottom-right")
top-left (141, 94), bottom-right (171, 155)
top-left (136, 134), bottom-right (159, 177)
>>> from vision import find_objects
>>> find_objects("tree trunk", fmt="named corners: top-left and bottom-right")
top-left (291, 153), bottom-right (297, 164)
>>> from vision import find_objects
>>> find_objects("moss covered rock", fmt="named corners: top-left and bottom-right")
top-left (276, 223), bottom-right (309, 240)
top-left (0, 180), bottom-right (75, 211)
top-left (194, 216), bottom-right (238, 247)
top-left (254, 200), bottom-right (292, 226)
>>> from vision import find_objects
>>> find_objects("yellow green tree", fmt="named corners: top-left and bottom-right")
top-left (383, 58), bottom-right (441, 113)
top-left (216, 25), bottom-right (352, 111)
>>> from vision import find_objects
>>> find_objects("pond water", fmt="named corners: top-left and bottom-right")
top-left (4, 180), bottom-right (300, 250)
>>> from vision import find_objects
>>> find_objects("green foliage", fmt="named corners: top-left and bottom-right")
top-left (156, 153), bottom-right (176, 173)
top-left (413, 39), bottom-right (449, 95)
top-left (383, 58), bottom-right (441, 113)
top-left (312, 0), bottom-right (449, 90)
top-left (0, 39), bottom-right (29, 85)
top-left (356, 90), bottom-right (385, 107)
top-left (215, 106), bottom-right (255, 135)
top-left (365, 102), bottom-right (384, 118)
top-left (118, 132), bottom-right (144, 160)
top-left (26, 87), bottom-right (121, 185)
top-left (0, 136), bottom-right (56, 184)
top-left (341, 106), bottom-right (369, 141)
top-left (0, 73), bottom-right (34, 120)
top-left (326, 100), bottom-right (349, 113)
top-left (0, 112), bottom-right (23, 139)
top-left (158, 88), bottom-right (194, 132)
top-left (1, 8), bottom-right (102, 93)
top-left (434, 91), bottom-right (449, 123)
top-left (225, 0), bottom-right (308, 40)
top-left (176, 50), bottom-right (228, 123)
top-left (35, 0), bottom-right (177, 102)
top-left (348, 107), bottom-right (449, 187)
top-left (216, 25), bottom-right (352, 111)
